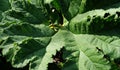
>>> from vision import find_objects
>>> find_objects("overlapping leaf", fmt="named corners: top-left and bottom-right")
top-left (1, 0), bottom-right (49, 24)
top-left (0, 23), bottom-right (55, 69)
top-left (44, 0), bottom-right (82, 20)
top-left (0, 0), bottom-right (120, 70)
top-left (45, 29), bottom-right (120, 70)
top-left (44, 0), bottom-right (120, 20)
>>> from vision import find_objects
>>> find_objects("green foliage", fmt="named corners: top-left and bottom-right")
top-left (0, 0), bottom-right (10, 21)
top-left (79, 0), bottom-right (120, 13)
top-left (68, 8), bottom-right (120, 34)
top-left (0, 0), bottom-right (120, 70)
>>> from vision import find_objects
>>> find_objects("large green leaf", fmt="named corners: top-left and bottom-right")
top-left (46, 29), bottom-right (120, 70)
top-left (68, 7), bottom-right (120, 34)
top-left (1, 0), bottom-right (49, 24)
top-left (0, 22), bottom-right (55, 69)
top-left (1, 28), bottom-right (120, 70)
top-left (0, 0), bottom-right (120, 70)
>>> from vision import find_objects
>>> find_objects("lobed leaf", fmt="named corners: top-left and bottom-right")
top-left (0, 0), bottom-right (120, 70)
